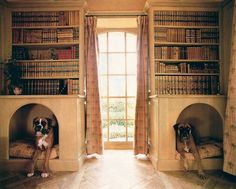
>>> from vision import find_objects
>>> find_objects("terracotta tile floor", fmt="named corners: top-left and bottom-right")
top-left (1, 150), bottom-right (236, 189)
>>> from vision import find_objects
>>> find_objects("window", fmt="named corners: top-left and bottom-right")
top-left (98, 32), bottom-right (137, 148)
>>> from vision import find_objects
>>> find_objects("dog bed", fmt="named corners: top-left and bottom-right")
top-left (9, 140), bottom-right (59, 159)
top-left (176, 138), bottom-right (223, 160)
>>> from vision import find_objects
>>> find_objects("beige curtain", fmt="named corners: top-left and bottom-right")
top-left (223, 2), bottom-right (236, 176)
top-left (85, 16), bottom-right (103, 155)
top-left (135, 16), bottom-right (149, 155)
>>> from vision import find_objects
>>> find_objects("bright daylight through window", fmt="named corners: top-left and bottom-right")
top-left (98, 32), bottom-right (137, 143)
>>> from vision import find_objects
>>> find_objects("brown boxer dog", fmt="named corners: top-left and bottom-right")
top-left (173, 123), bottom-right (206, 179)
top-left (27, 117), bottom-right (54, 178)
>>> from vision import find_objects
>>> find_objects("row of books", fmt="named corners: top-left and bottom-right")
top-left (12, 11), bottom-right (80, 27)
top-left (155, 46), bottom-right (218, 60)
top-left (17, 61), bottom-right (79, 78)
top-left (57, 28), bottom-right (79, 42)
top-left (12, 28), bottom-right (79, 44)
top-left (57, 46), bottom-right (79, 59)
top-left (21, 79), bottom-right (79, 95)
top-left (12, 46), bottom-right (79, 60)
top-left (155, 28), bottom-right (219, 43)
top-left (155, 75), bottom-right (219, 95)
top-left (22, 80), bottom-right (61, 95)
top-left (67, 79), bottom-right (80, 94)
top-left (156, 62), bottom-right (219, 73)
top-left (154, 11), bottom-right (219, 26)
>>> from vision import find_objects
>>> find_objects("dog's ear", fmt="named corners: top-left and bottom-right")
top-left (173, 123), bottom-right (181, 136)
top-left (173, 123), bottom-right (179, 131)
top-left (46, 118), bottom-right (52, 128)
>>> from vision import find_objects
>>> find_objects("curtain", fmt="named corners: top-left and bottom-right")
top-left (223, 2), bottom-right (236, 176)
top-left (134, 16), bottom-right (149, 155)
top-left (85, 16), bottom-right (103, 155)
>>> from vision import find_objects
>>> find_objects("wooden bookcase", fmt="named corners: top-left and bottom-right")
top-left (148, 5), bottom-right (221, 96)
top-left (11, 9), bottom-right (84, 95)
top-left (146, 0), bottom-right (227, 171)
top-left (0, 2), bottom-right (86, 171)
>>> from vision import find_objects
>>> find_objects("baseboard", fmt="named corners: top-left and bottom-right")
top-left (148, 153), bottom-right (158, 170)
top-left (157, 158), bottom-right (223, 171)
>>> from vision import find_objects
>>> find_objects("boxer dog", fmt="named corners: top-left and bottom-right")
top-left (27, 117), bottom-right (54, 178)
top-left (173, 123), bottom-right (206, 179)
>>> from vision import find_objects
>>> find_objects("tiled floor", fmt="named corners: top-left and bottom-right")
top-left (1, 150), bottom-right (236, 189)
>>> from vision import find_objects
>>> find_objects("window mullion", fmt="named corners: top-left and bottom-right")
top-left (106, 32), bottom-right (110, 142)
top-left (125, 32), bottom-right (128, 142)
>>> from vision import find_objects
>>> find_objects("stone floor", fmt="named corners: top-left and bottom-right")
top-left (1, 150), bottom-right (236, 189)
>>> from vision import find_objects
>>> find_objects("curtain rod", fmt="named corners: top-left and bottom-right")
top-left (85, 11), bottom-right (147, 17)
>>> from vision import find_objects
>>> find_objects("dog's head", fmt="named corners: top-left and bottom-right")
top-left (33, 117), bottom-right (52, 136)
top-left (174, 123), bottom-right (192, 142)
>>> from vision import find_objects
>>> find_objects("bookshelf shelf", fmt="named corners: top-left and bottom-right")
top-left (11, 10), bottom-right (83, 95)
top-left (12, 41), bottom-right (80, 47)
top-left (154, 25), bottom-right (219, 29)
top-left (155, 73), bottom-right (219, 76)
top-left (154, 59), bottom-right (219, 62)
top-left (21, 76), bottom-right (79, 79)
top-left (151, 9), bottom-right (220, 95)
top-left (12, 25), bottom-right (80, 29)
top-left (154, 42), bottom-right (219, 46)
top-left (17, 59), bottom-right (79, 62)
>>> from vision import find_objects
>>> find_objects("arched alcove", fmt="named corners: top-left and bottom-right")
top-left (176, 103), bottom-right (223, 141)
top-left (9, 103), bottom-right (59, 159)
top-left (0, 96), bottom-right (85, 171)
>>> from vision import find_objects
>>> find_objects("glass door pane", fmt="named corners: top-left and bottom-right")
top-left (98, 32), bottom-right (137, 148)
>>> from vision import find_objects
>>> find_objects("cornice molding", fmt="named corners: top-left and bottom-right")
top-left (145, 0), bottom-right (225, 9)
top-left (5, 0), bottom-right (86, 8)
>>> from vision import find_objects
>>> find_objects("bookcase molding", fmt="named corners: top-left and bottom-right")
top-left (6, 1), bottom-right (87, 9)
top-left (145, 0), bottom-right (225, 10)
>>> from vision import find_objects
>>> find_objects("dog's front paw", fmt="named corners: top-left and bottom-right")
top-left (41, 172), bottom-right (49, 178)
top-left (27, 172), bottom-right (34, 177)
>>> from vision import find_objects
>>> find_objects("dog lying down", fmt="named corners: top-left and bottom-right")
top-left (27, 117), bottom-right (55, 178)
top-left (173, 123), bottom-right (206, 179)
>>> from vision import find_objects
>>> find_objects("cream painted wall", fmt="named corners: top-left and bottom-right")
top-left (97, 18), bottom-right (137, 28)
top-left (87, 0), bottom-right (146, 12)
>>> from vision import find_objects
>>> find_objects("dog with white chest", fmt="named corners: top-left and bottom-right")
top-left (27, 117), bottom-right (54, 178)
top-left (174, 123), bottom-right (206, 179)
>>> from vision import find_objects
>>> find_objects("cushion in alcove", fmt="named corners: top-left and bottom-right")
top-left (9, 140), bottom-right (59, 159)
top-left (197, 142), bottom-right (223, 159)
top-left (175, 142), bottom-right (223, 160)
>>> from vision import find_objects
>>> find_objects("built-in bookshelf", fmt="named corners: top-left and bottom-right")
top-left (152, 10), bottom-right (220, 95)
top-left (11, 10), bottom-right (82, 95)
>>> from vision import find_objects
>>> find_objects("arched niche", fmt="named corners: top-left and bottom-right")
top-left (9, 103), bottom-right (59, 144)
top-left (176, 103), bottom-right (223, 141)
